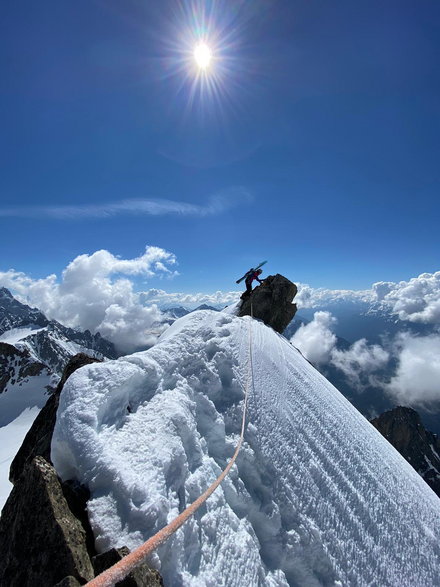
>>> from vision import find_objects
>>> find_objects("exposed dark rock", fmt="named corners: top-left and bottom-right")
top-left (164, 306), bottom-right (189, 319)
top-left (238, 274), bottom-right (297, 333)
top-left (10, 353), bottom-right (102, 484)
top-left (0, 456), bottom-right (95, 587)
top-left (92, 547), bottom-right (164, 586)
top-left (54, 577), bottom-right (82, 587)
top-left (371, 406), bottom-right (440, 498)
top-left (12, 322), bottom-right (116, 376)
top-left (0, 287), bottom-right (118, 373)
top-left (0, 342), bottom-right (48, 394)
top-left (61, 480), bottom-right (96, 559)
top-left (0, 287), bottom-right (49, 335)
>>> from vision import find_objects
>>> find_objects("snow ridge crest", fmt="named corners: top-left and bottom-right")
top-left (52, 310), bottom-right (440, 586)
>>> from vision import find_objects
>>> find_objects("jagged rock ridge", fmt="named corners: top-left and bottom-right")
top-left (0, 342), bottom-right (49, 394)
top-left (371, 406), bottom-right (440, 498)
top-left (0, 289), bottom-right (118, 425)
top-left (0, 287), bottom-right (48, 335)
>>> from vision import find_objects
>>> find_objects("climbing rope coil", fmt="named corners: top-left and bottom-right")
top-left (86, 304), bottom-right (255, 586)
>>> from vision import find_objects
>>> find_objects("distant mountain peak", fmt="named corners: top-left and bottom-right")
top-left (0, 287), bottom-right (13, 299)
top-left (371, 406), bottom-right (440, 498)
top-left (193, 304), bottom-right (219, 312)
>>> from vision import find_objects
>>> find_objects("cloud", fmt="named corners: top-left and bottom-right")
top-left (0, 247), bottom-right (178, 353)
top-left (290, 311), bottom-right (388, 382)
top-left (139, 288), bottom-right (240, 309)
top-left (372, 272), bottom-right (440, 324)
top-left (291, 310), bottom-right (440, 410)
top-left (331, 339), bottom-right (390, 389)
top-left (386, 333), bottom-right (440, 409)
top-left (0, 187), bottom-right (252, 220)
top-left (295, 283), bottom-right (373, 309)
top-left (290, 311), bottom-right (337, 365)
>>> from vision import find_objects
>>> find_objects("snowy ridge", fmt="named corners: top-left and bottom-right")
top-left (0, 407), bottom-right (40, 510)
top-left (8, 325), bottom-right (107, 375)
top-left (52, 310), bottom-right (440, 586)
top-left (0, 327), bottom-right (47, 345)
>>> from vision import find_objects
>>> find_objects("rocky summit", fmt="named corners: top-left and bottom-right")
top-left (371, 406), bottom-right (440, 498)
top-left (0, 287), bottom-right (48, 335)
top-left (238, 273), bottom-right (297, 333)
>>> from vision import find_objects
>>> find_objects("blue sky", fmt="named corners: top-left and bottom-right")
top-left (1, 0), bottom-right (440, 294)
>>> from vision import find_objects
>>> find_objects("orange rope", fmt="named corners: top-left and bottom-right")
top-left (86, 305), bottom-right (254, 587)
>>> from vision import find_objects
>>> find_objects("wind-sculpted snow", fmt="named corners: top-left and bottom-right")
top-left (52, 310), bottom-right (440, 586)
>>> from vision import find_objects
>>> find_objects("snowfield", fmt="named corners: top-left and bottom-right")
top-left (52, 310), bottom-right (440, 586)
top-left (0, 407), bottom-right (40, 511)
top-left (0, 326), bottom-right (47, 344)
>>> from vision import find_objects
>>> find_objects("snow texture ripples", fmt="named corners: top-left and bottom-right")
top-left (52, 310), bottom-right (440, 586)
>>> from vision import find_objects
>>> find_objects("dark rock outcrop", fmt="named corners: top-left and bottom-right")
top-left (371, 406), bottom-right (440, 498)
top-left (0, 456), bottom-right (95, 586)
top-left (0, 341), bottom-right (48, 394)
top-left (0, 287), bottom-right (49, 335)
top-left (10, 353), bottom-right (101, 484)
top-left (239, 274), bottom-right (297, 333)
top-left (92, 547), bottom-right (164, 586)
top-left (54, 577), bottom-right (82, 587)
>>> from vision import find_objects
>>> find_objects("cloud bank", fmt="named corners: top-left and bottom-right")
top-left (140, 288), bottom-right (240, 310)
top-left (387, 333), bottom-right (440, 409)
top-left (0, 247), bottom-right (177, 353)
top-left (295, 284), bottom-right (373, 309)
top-left (290, 311), bottom-right (440, 410)
top-left (0, 187), bottom-right (251, 220)
top-left (373, 271), bottom-right (440, 324)
top-left (2, 256), bottom-right (440, 409)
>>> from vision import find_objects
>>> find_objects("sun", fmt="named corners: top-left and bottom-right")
top-left (194, 42), bottom-right (212, 70)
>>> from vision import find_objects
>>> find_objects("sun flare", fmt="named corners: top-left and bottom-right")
top-left (194, 42), bottom-right (212, 70)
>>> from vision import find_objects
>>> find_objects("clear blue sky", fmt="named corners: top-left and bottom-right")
top-left (1, 0), bottom-right (439, 293)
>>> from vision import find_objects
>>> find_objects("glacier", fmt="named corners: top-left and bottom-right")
top-left (52, 309), bottom-right (440, 586)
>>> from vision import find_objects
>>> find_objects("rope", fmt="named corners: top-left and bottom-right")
top-left (85, 302), bottom-right (254, 587)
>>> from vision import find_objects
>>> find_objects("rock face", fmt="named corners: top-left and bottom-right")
top-left (0, 287), bottom-right (118, 372)
top-left (92, 547), bottom-right (164, 586)
top-left (0, 353), bottom-right (163, 586)
top-left (239, 274), bottom-right (297, 333)
top-left (0, 456), bottom-right (95, 586)
top-left (0, 287), bottom-right (48, 335)
top-left (0, 289), bottom-right (118, 426)
top-left (371, 406), bottom-right (440, 498)
top-left (0, 341), bottom-right (49, 393)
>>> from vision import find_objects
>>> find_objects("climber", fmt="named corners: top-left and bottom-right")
top-left (241, 268), bottom-right (263, 299)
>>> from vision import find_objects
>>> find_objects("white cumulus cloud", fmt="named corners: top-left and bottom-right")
top-left (290, 311), bottom-right (337, 365)
top-left (139, 288), bottom-right (240, 309)
top-left (291, 309), bottom-right (440, 410)
top-left (295, 283), bottom-right (372, 309)
top-left (331, 339), bottom-right (390, 389)
top-left (0, 247), bottom-right (178, 353)
top-left (373, 271), bottom-right (440, 324)
top-left (386, 333), bottom-right (440, 409)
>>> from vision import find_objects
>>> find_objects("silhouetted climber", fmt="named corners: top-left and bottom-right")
top-left (241, 268), bottom-right (264, 299)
